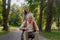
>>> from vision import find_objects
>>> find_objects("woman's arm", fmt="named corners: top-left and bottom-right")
top-left (19, 21), bottom-right (28, 31)
top-left (34, 21), bottom-right (39, 31)
top-left (31, 21), bottom-right (39, 32)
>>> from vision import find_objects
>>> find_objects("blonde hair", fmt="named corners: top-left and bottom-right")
top-left (24, 7), bottom-right (30, 20)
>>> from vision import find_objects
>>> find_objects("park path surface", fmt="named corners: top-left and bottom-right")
top-left (0, 30), bottom-right (48, 40)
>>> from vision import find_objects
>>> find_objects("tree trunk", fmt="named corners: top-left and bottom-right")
top-left (55, 0), bottom-right (60, 30)
top-left (57, 15), bottom-right (60, 30)
top-left (2, 0), bottom-right (10, 31)
top-left (45, 0), bottom-right (54, 32)
top-left (38, 0), bottom-right (43, 31)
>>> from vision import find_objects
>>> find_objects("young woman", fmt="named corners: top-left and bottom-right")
top-left (20, 8), bottom-right (39, 40)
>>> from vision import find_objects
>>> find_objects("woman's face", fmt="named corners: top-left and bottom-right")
top-left (25, 8), bottom-right (30, 13)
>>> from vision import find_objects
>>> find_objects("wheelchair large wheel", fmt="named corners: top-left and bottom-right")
top-left (21, 31), bottom-right (24, 40)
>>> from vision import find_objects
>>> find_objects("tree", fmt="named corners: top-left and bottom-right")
top-left (54, 0), bottom-right (60, 30)
top-left (0, 0), bottom-right (3, 25)
top-left (2, 0), bottom-right (10, 31)
top-left (9, 4), bottom-right (23, 26)
top-left (38, 0), bottom-right (47, 31)
top-left (45, 0), bottom-right (54, 32)
top-left (38, 0), bottom-right (44, 31)
top-left (39, 0), bottom-right (44, 31)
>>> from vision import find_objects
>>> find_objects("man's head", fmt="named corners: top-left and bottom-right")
top-left (28, 16), bottom-right (33, 23)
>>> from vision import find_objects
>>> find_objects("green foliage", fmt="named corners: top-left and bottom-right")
top-left (0, 0), bottom-right (60, 28)
top-left (9, 4), bottom-right (24, 26)
top-left (0, 27), bottom-right (9, 35)
top-left (40, 31), bottom-right (60, 40)
top-left (53, 0), bottom-right (60, 24)
top-left (0, 0), bottom-right (2, 25)
top-left (40, 0), bottom-right (48, 27)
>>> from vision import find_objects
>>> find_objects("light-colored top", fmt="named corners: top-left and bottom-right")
top-left (20, 21), bottom-right (33, 32)
top-left (20, 12), bottom-right (39, 32)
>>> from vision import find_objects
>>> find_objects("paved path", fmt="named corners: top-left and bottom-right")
top-left (0, 30), bottom-right (48, 40)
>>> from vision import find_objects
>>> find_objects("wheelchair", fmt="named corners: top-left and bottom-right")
top-left (21, 31), bottom-right (35, 40)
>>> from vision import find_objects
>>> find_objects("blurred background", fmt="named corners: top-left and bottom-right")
top-left (0, 0), bottom-right (60, 30)
top-left (0, 0), bottom-right (60, 40)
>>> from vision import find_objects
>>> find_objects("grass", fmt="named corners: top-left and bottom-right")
top-left (0, 27), bottom-right (9, 36)
top-left (40, 31), bottom-right (60, 40)
top-left (0, 30), bottom-right (9, 36)
top-left (0, 26), bottom-right (19, 36)
top-left (9, 26), bottom-right (19, 31)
